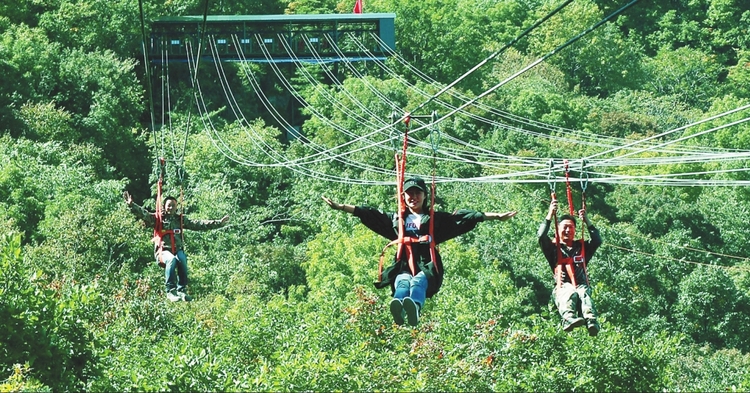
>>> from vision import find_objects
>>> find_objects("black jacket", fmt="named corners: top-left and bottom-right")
top-left (538, 219), bottom-right (602, 286)
top-left (354, 206), bottom-right (486, 298)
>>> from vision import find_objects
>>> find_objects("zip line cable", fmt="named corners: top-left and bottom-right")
top-left (166, 0), bottom-right (750, 188)
top-left (408, 0), bottom-right (574, 116)
top-left (189, 38), bottom-right (396, 184)
top-left (137, 0), bottom-right (158, 166)
top-left (416, 0), bottom-right (640, 137)
top-left (366, 31), bottom-right (745, 158)
top-left (603, 244), bottom-right (750, 272)
top-left (584, 107), bottom-right (750, 167)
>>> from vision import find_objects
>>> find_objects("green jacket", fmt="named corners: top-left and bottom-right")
top-left (128, 202), bottom-right (226, 258)
top-left (354, 206), bottom-right (486, 298)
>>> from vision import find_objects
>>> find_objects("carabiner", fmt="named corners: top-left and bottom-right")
top-left (429, 111), bottom-right (441, 154)
top-left (547, 159), bottom-right (557, 195)
top-left (580, 159), bottom-right (589, 192)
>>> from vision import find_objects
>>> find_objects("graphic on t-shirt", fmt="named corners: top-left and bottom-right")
top-left (405, 214), bottom-right (422, 237)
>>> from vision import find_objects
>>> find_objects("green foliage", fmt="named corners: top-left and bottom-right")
top-left (674, 267), bottom-right (750, 351)
top-left (666, 346), bottom-right (750, 391)
top-left (1, 0), bottom-right (750, 390)
top-left (643, 46), bottom-right (725, 110)
top-left (0, 363), bottom-right (51, 393)
top-left (0, 233), bottom-right (101, 391)
top-left (526, 0), bottom-right (645, 96)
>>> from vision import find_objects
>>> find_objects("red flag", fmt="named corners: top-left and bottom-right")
top-left (353, 0), bottom-right (363, 13)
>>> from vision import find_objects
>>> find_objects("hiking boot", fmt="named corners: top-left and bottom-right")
top-left (563, 317), bottom-right (585, 332)
top-left (587, 321), bottom-right (600, 337)
top-left (403, 297), bottom-right (420, 327)
top-left (389, 298), bottom-right (404, 326)
top-left (166, 289), bottom-right (182, 302)
top-left (178, 291), bottom-right (192, 302)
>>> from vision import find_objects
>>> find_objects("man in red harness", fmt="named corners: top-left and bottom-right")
top-left (538, 199), bottom-right (602, 336)
top-left (323, 177), bottom-right (516, 327)
top-left (124, 192), bottom-right (229, 302)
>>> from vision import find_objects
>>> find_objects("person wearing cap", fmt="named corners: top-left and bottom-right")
top-left (322, 177), bottom-right (516, 327)
top-left (538, 199), bottom-right (602, 336)
top-left (124, 191), bottom-right (230, 302)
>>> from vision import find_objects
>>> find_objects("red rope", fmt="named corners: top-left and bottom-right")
top-left (380, 115), bottom-right (411, 281)
top-left (563, 159), bottom-right (575, 216)
top-left (154, 157), bottom-right (166, 268)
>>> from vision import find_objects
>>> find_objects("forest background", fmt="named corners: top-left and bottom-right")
top-left (1, 0), bottom-right (750, 391)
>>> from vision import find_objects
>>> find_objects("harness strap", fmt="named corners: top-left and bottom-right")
top-left (428, 112), bottom-right (439, 274)
top-left (563, 159), bottom-right (575, 216)
top-left (378, 235), bottom-right (433, 282)
top-left (152, 157), bottom-right (186, 268)
top-left (554, 258), bottom-right (577, 288)
top-left (394, 115), bottom-right (410, 262)
top-left (154, 157), bottom-right (166, 268)
top-left (579, 160), bottom-right (590, 285)
top-left (553, 159), bottom-right (591, 287)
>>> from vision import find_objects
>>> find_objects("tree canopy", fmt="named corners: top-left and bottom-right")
top-left (1, 0), bottom-right (750, 391)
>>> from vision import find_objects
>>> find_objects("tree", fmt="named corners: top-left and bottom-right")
top-left (643, 46), bottom-right (725, 110)
top-left (674, 266), bottom-right (750, 351)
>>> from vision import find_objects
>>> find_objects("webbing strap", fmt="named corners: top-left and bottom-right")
top-left (394, 115), bottom-right (410, 262)
top-left (428, 112), bottom-right (439, 274)
top-left (554, 259), bottom-right (577, 288)
top-left (555, 159), bottom-right (591, 286)
top-left (154, 158), bottom-right (166, 268)
top-left (378, 235), bottom-right (433, 281)
top-left (549, 160), bottom-right (565, 287)
top-left (563, 159), bottom-right (575, 216)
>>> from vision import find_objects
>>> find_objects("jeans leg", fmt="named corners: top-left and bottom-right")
top-left (394, 273), bottom-right (412, 300)
top-left (408, 271), bottom-right (428, 308)
top-left (162, 251), bottom-right (178, 291)
top-left (175, 250), bottom-right (188, 292)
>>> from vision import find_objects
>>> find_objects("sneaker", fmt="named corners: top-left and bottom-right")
top-left (403, 297), bottom-right (420, 327)
top-left (178, 291), bottom-right (192, 302)
top-left (563, 317), bottom-right (585, 332)
top-left (389, 298), bottom-right (404, 326)
top-left (587, 321), bottom-right (600, 337)
top-left (166, 289), bottom-right (182, 302)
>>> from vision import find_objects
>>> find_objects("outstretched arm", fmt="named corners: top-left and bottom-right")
top-left (483, 211), bottom-right (518, 221)
top-left (322, 196), bottom-right (354, 214)
top-left (123, 191), bottom-right (154, 224)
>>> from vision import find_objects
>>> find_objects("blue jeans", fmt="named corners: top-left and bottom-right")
top-left (161, 250), bottom-right (188, 292)
top-left (394, 271), bottom-right (427, 308)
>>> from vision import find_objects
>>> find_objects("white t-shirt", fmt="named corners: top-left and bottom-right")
top-left (405, 213), bottom-right (422, 237)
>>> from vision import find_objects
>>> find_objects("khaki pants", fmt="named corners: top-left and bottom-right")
top-left (553, 282), bottom-right (598, 326)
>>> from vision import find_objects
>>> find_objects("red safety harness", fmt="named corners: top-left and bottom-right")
top-left (549, 159), bottom-right (590, 288)
top-left (378, 113), bottom-right (439, 281)
top-left (153, 157), bottom-right (185, 268)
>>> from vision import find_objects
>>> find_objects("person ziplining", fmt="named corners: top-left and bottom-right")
top-left (123, 158), bottom-right (229, 302)
top-left (537, 160), bottom-right (602, 336)
top-left (322, 113), bottom-right (516, 327)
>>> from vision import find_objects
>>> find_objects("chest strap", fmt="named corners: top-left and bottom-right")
top-left (554, 239), bottom-right (587, 288)
top-left (378, 235), bottom-right (434, 281)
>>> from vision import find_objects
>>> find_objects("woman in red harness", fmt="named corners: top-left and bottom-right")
top-left (538, 199), bottom-right (602, 336)
top-left (322, 177), bottom-right (516, 327)
top-left (124, 191), bottom-right (229, 302)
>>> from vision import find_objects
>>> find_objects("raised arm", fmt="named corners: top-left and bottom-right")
top-left (123, 191), bottom-right (155, 224)
top-left (322, 195), bottom-right (354, 214)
